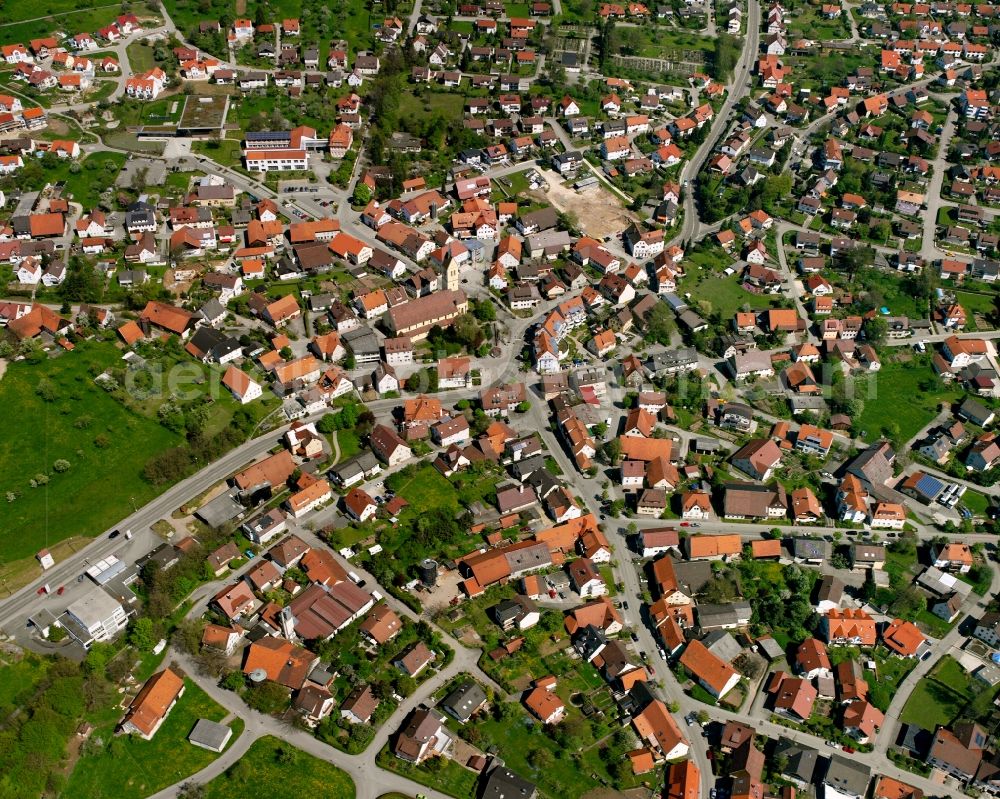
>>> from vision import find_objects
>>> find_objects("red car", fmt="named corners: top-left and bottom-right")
top-left (680, 522), bottom-right (690, 527)
top-left (56, 586), bottom-right (65, 596)
top-left (842, 745), bottom-right (855, 754)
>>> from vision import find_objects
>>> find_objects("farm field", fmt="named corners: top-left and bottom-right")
top-left (0, 341), bottom-right (181, 566)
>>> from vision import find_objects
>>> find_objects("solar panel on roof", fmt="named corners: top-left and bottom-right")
top-left (916, 474), bottom-right (943, 497)
top-left (245, 131), bottom-right (289, 140)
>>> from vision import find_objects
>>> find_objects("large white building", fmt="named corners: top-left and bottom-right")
top-left (244, 149), bottom-right (308, 171)
top-left (64, 588), bottom-right (129, 648)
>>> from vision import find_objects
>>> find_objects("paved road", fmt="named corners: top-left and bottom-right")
top-left (676, 0), bottom-right (761, 246)
top-left (920, 104), bottom-right (958, 262)
top-left (147, 648), bottom-right (458, 799)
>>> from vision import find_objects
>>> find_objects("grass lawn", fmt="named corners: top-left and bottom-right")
top-left (0, 341), bottom-right (182, 566)
top-left (376, 745), bottom-right (478, 798)
top-left (786, 4), bottom-right (850, 38)
top-left (854, 358), bottom-right (962, 443)
top-left (956, 290), bottom-right (998, 330)
top-left (915, 609), bottom-right (955, 639)
top-left (900, 656), bottom-right (972, 731)
top-left (865, 650), bottom-right (916, 712)
top-left (121, 347), bottom-right (280, 438)
top-left (0, 653), bottom-right (48, 713)
top-left (614, 26), bottom-right (714, 59)
top-left (192, 136), bottom-right (244, 169)
top-left (387, 462), bottom-right (458, 515)
top-left (336, 428), bottom-right (362, 463)
top-left (495, 169), bottom-right (531, 199)
top-left (87, 79), bottom-right (119, 102)
top-left (205, 735), bottom-right (355, 799)
top-left (471, 714), bottom-right (605, 797)
top-left (63, 151), bottom-right (127, 207)
top-left (64, 678), bottom-right (239, 799)
top-left (398, 90), bottom-right (466, 122)
top-left (682, 272), bottom-right (779, 319)
top-left (963, 489), bottom-right (991, 515)
top-left (506, 2), bottom-right (531, 14)
top-left (126, 41), bottom-right (158, 74)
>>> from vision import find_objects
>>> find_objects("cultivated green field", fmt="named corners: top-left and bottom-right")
top-left (0, 341), bottom-right (181, 564)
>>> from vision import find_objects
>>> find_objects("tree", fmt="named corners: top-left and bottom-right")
top-left (453, 313), bottom-right (482, 348)
top-left (840, 245), bottom-right (876, 281)
top-left (713, 34), bottom-right (741, 80)
top-left (865, 317), bottom-right (888, 346)
top-left (222, 670), bottom-right (245, 691)
top-left (889, 585), bottom-right (926, 620)
top-left (177, 783), bottom-right (205, 799)
top-left (59, 258), bottom-right (102, 302)
top-left (352, 181), bottom-right (372, 205)
top-left (246, 681), bottom-right (290, 714)
top-left (529, 747), bottom-right (554, 769)
top-left (128, 617), bottom-right (156, 651)
top-left (317, 413), bottom-right (338, 434)
top-left (603, 437), bottom-right (622, 465)
top-left (646, 302), bottom-right (674, 346)
top-left (474, 300), bottom-right (496, 322)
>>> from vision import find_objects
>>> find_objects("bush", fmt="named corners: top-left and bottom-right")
top-left (245, 681), bottom-right (290, 714)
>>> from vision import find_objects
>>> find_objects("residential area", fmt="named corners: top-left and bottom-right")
top-left (3, 0), bottom-right (1000, 797)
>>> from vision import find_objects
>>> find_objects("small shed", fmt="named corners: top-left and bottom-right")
top-left (188, 719), bottom-right (232, 752)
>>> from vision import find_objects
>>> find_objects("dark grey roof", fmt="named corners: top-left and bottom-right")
top-left (959, 396), bottom-right (993, 423)
top-left (439, 679), bottom-right (487, 723)
top-left (773, 737), bottom-right (818, 783)
top-left (793, 537), bottom-right (829, 560)
top-left (187, 718), bottom-right (232, 751)
top-left (480, 766), bottom-right (537, 799)
top-left (824, 754), bottom-right (871, 796)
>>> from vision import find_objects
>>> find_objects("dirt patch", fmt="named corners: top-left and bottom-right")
top-left (0, 358), bottom-right (7, 382)
top-left (509, 673), bottom-right (533, 692)
top-left (534, 168), bottom-right (639, 240)
top-left (235, 0), bottom-right (247, 14)
top-left (420, 567), bottom-right (465, 613)
top-left (46, 118), bottom-right (70, 136)
top-left (458, 626), bottom-right (483, 647)
top-left (451, 737), bottom-right (487, 771)
top-left (538, 636), bottom-right (570, 656)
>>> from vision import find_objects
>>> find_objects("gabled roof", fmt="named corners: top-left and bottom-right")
top-left (242, 636), bottom-right (316, 689)
top-left (121, 668), bottom-right (184, 736)
top-left (680, 639), bottom-right (737, 695)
